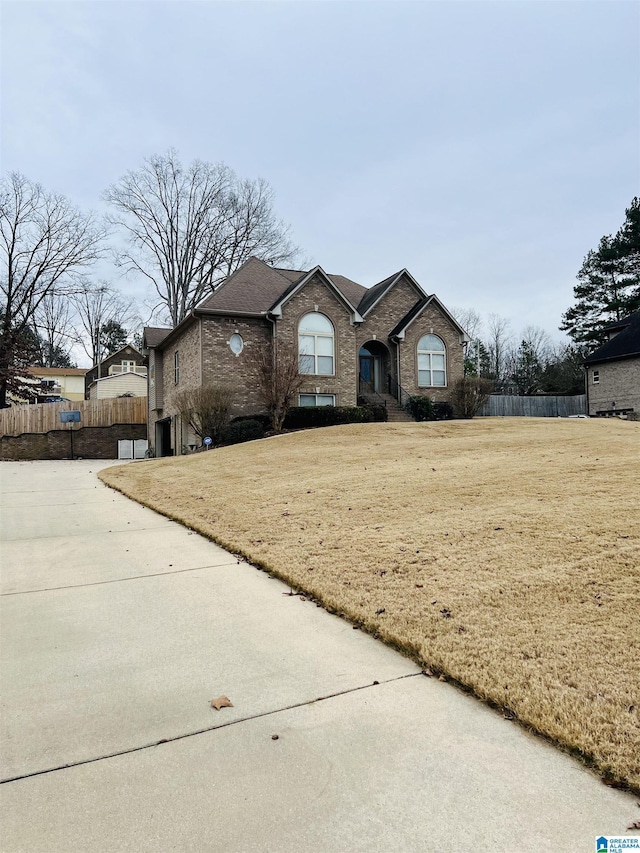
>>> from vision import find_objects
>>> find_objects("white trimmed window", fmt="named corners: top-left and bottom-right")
top-left (174, 351), bottom-right (180, 384)
top-left (298, 313), bottom-right (334, 375)
top-left (299, 394), bottom-right (335, 407)
top-left (122, 360), bottom-right (135, 372)
top-left (417, 334), bottom-right (446, 387)
top-left (593, 370), bottom-right (599, 384)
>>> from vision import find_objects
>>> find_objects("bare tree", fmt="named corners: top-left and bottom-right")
top-left (451, 306), bottom-right (484, 376)
top-left (71, 280), bottom-right (139, 367)
top-left (485, 314), bottom-right (512, 384)
top-left (0, 173), bottom-right (104, 406)
top-left (33, 291), bottom-right (76, 367)
top-left (173, 383), bottom-right (234, 447)
top-left (104, 150), bottom-right (299, 327)
top-left (450, 306), bottom-right (483, 341)
top-left (250, 338), bottom-right (306, 432)
top-left (508, 326), bottom-right (553, 395)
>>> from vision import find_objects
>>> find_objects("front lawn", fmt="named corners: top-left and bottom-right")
top-left (100, 417), bottom-right (640, 792)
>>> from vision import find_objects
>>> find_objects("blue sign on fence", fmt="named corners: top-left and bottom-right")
top-left (60, 411), bottom-right (81, 423)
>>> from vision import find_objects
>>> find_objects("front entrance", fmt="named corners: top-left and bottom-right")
top-left (359, 341), bottom-right (389, 394)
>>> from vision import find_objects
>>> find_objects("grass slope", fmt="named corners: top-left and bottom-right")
top-left (100, 418), bottom-right (640, 791)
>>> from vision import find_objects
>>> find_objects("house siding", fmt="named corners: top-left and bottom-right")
top-left (587, 358), bottom-right (640, 415)
top-left (84, 346), bottom-right (144, 395)
top-left (159, 320), bottom-right (202, 454)
top-left (89, 374), bottom-right (147, 399)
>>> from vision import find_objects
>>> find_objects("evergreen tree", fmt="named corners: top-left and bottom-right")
top-left (99, 320), bottom-right (129, 357)
top-left (561, 198), bottom-right (640, 348)
top-left (511, 340), bottom-right (543, 395)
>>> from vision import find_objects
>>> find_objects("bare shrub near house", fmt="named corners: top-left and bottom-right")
top-left (452, 376), bottom-right (493, 418)
top-left (250, 339), bottom-right (305, 432)
top-left (173, 383), bottom-right (234, 447)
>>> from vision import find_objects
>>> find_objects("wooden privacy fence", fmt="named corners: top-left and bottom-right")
top-left (0, 397), bottom-right (147, 437)
top-left (477, 394), bottom-right (587, 418)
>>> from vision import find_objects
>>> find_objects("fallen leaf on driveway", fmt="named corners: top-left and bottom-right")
top-left (210, 695), bottom-right (233, 711)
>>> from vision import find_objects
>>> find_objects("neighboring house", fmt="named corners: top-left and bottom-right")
top-left (144, 257), bottom-right (468, 456)
top-left (88, 372), bottom-right (148, 400)
top-left (584, 310), bottom-right (640, 416)
top-left (84, 345), bottom-right (147, 397)
top-left (25, 367), bottom-right (87, 402)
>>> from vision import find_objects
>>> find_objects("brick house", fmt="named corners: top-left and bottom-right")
top-left (144, 257), bottom-right (468, 456)
top-left (584, 310), bottom-right (640, 417)
top-left (84, 345), bottom-right (147, 398)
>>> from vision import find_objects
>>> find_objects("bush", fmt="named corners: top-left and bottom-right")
top-left (231, 413), bottom-right (271, 430)
top-left (360, 403), bottom-right (388, 422)
top-left (222, 419), bottom-right (265, 445)
top-left (408, 396), bottom-right (434, 421)
top-left (283, 405), bottom-right (377, 430)
top-left (452, 377), bottom-right (493, 419)
top-left (432, 401), bottom-right (454, 420)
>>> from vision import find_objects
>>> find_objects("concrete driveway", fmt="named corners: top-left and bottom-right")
top-left (1, 460), bottom-right (638, 852)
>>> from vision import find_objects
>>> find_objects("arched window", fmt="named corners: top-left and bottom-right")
top-left (417, 334), bottom-right (446, 387)
top-left (298, 313), bottom-right (334, 375)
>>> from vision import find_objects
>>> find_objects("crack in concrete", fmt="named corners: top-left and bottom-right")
top-left (0, 672), bottom-right (420, 784)
top-left (0, 524), bottom-right (176, 543)
top-left (0, 563), bottom-right (241, 596)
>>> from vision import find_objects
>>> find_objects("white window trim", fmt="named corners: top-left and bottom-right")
top-left (299, 393), bottom-right (336, 407)
top-left (174, 351), bottom-right (180, 385)
top-left (298, 313), bottom-right (335, 376)
top-left (593, 370), bottom-right (599, 384)
top-left (417, 334), bottom-right (447, 388)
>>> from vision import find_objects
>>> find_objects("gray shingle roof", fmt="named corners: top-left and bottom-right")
top-left (144, 327), bottom-right (172, 348)
top-left (584, 311), bottom-right (640, 363)
top-left (145, 258), bottom-right (428, 348)
top-left (198, 257), bottom-right (305, 314)
top-left (358, 272), bottom-right (402, 316)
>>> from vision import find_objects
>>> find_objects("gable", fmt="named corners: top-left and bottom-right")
top-left (271, 267), bottom-right (363, 321)
top-left (358, 270), bottom-right (426, 317)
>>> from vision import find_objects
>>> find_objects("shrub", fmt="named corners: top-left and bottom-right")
top-left (222, 419), bottom-right (265, 445)
top-left (174, 383), bottom-right (234, 446)
top-left (408, 396), bottom-right (434, 421)
top-left (451, 377), bottom-right (493, 419)
top-left (231, 413), bottom-right (271, 430)
top-left (361, 403), bottom-right (388, 422)
top-left (283, 405), bottom-right (376, 430)
top-left (432, 401), bottom-right (454, 420)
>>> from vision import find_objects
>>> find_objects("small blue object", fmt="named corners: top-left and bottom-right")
top-left (60, 411), bottom-right (81, 423)
top-left (203, 436), bottom-right (213, 446)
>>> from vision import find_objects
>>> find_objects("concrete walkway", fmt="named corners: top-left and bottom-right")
top-left (0, 460), bottom-right (637, 852)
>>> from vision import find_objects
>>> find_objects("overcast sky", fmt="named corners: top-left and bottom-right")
top-left (2, 0), bottom-right (638, 361)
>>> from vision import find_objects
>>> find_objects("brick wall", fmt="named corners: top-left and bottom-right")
top-left (277, 274), bottom-right (358, 406)
top-left (201, 315), bottom-right (271, 417)
top-left (1, 424), bottom-right (147, 461)
top-left (356, 274), bottom-right (423, 389)
top-left (587, 359), bottom-right (640, 415)
top-left (399, 303), bottom-right (465, 402)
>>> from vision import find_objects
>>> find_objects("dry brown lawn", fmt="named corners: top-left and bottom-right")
top-left (100, 417), bottom-right (640, 791)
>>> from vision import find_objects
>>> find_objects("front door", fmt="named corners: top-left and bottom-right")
top-left (360, 355), bottom-right (374, 385)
